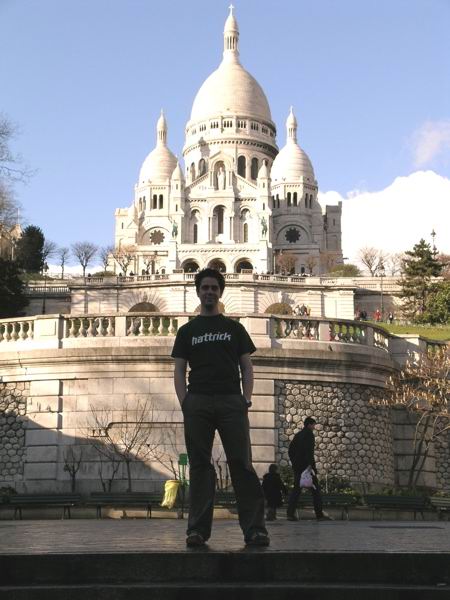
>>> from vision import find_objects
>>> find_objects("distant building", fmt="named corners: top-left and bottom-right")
top-left (0, 222), bottom-right (22, 261)
top-left (113, 8), bottom-right (342, 276)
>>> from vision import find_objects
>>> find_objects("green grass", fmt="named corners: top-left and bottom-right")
top-left (375, 322), bottom-right (450, 341)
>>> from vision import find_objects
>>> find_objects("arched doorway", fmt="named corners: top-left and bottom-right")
top-left (128, 302), bottom-right (158, 312)
top-left (208, 259), bottom-right (226, 273)
top-left (182, 260), bottom-right (200, 273)
top-left (235, 259), bottom-right (253, 273)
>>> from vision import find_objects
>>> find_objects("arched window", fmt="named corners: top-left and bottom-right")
top-left (243, 223), bottom-right (248, 243)
top-left (139, 198), bottom-right (142, 211)
top-left (217, 206), bottom-right (224, 234)
top-left (152, 194), bottom-right (157, 209)
top-left (159, 194), bottom-right (163, 209)
top-left (272, 196), bottom-right (276, 209)
top-left (198, 158), bottom-right (206, 176)
top-left (238, 155), bottom-right (246, 177)
top-left (293, 192), bottom-right (297, 206)
top-left (193, 224), bottom-right (198, 244)
top-left (287, 192), bottom-right (292, 206)
top-left (276, 194), bottom-right (280, 208)
top-left (251, 157), bottom-right (259, 180)
top-left (190, 163), bottom-right (196, 181)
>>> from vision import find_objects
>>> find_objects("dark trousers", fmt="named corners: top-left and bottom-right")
top-left (287, 469), bottom-right (323, 518)
top-left (182, 393), bottom-right (267, 541)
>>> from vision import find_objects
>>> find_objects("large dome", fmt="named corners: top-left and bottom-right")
top-left (189, 7), bottom-right (272, 124)
top-left (190, 61), bottom-right (272, 123)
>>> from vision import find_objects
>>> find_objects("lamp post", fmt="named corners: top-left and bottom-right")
top-left (42, 262), bottom-right (49, 315)
top-left (378, 260), bottom-right (385, 321)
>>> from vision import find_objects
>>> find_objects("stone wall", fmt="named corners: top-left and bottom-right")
top-left (436, 434), bottom-right (450, 491)
top-left (0, 382), bottom-right (28, 482)
top-left (275, 380), bottom-right (395, 487)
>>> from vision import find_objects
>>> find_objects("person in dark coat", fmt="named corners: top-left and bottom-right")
top-left (286, 417), bottom-right (331, 521)
top-left (262, 464), bottom-right (287, 520)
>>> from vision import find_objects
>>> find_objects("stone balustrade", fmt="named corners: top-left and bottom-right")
top-left (0, 313), bottom-right (397, 354)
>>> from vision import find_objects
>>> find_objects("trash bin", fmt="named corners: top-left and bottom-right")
top-left (161, 479), bottom-right (180, 509)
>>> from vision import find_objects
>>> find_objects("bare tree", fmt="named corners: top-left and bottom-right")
top-left (371, 348), bottom-right (450, 489)
top-left (63, 446), bottom-right (84, 492)
top-left (0, 181), bottom-right (21, 227)
top-left (358, 247), bottom-right (382, 276)
top-left (321, 251), bottom-right (338, 274)
top-left (42, 240), bottom-right (58, 263)
top-left (71, 241), bottom-right (98, 277)
top-left (55, 247), bottom-right (70, 279)
top-left (0, 115), bottom-right (32, 184)
top-left (87, 398), bottom-right (161, 492)
top-left (305, 255), bottom-right (317, 275)
top-left (99, 245), bottom-right (114, 273)
top-left (385, 252), bottom-right (405, 276)
top-left (276, 252), bottom-right (297, 275)
top-left (113, 245), bottom-right (136, 276)
top-left (437, 253), bottom-right (450, 280)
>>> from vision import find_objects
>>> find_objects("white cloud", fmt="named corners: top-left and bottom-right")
top-left (412, 120), bottom-right (450, 167)
top-left (319, 171), bottom-right (450, 264)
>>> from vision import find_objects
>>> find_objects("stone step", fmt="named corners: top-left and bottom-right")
top-left (1, 551), bottom-right (449, 587)
top-left (0, 582), bottom-right (449, 600)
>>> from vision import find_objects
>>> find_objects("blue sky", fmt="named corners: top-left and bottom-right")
top-left (1, 0), bottom-right (449, 264)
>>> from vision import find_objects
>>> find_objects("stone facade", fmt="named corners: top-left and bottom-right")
top-left (275, 381), bottom-right (395, 486)
top-left (0, 382), bottom-right (28, 481)
top-left (112, 9), bottom-right (342, 277)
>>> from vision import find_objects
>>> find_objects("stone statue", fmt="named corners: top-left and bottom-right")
top-left (217, 166), bottom-right (226, 190)
top-left (172, 222), bottom-right (178, 239)
top-left (261, 216), bottom-right (267, 237)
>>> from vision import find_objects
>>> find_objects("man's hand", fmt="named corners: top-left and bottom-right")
top-left (173, 357), bottom-right (187, 406)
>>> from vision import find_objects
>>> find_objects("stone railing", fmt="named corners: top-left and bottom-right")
top-left (0, 313), bottom-right (397, 354)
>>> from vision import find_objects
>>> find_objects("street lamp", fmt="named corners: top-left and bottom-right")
top-left (42, 262), bottom-right (49, 315)
top-left (378, 260), bottom-right (385, 321)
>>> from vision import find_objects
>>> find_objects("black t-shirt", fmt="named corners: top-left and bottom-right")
top-left (171, 314), bottom-right (256, 394)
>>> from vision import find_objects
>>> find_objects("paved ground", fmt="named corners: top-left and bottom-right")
top-left (0, 518), bottom-right (449, 555)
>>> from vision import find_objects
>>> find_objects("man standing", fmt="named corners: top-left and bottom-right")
top-left (172, 268), bottom-right (269, 547)
top-left (286, 417), bottom-right (331, 521)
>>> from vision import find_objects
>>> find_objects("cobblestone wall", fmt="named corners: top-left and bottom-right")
top-left (275, 381), bottom-right (395, 486)
top-left (435, 434), bottom-right (450, 491)
top-left (0, 383), bottom-right (28, 481)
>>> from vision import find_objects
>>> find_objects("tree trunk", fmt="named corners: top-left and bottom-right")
top-left (125, 459), bottom-right (132, 492)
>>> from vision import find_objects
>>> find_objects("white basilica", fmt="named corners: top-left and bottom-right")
top-left (113, 7), bottom-right (342, 276)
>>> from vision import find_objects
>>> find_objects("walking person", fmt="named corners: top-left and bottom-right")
top-left (262, 464), bottom-right (287, 521)
top-left (286, 417), bottom-right (331, 521)
top-left (171, 268), bottom-right (269, 547)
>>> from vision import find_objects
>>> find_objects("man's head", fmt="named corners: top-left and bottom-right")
top-left (304, 417), bottom-right (317, 430)
top-left (195, 268), bottom-right (225, 313)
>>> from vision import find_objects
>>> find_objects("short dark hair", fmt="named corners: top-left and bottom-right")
top-left (304, 417), bottom-right (316, 427)
top-left (195, 268), bottom-right (226, 293)
top-left (268, 463), bottom-right (278, 474)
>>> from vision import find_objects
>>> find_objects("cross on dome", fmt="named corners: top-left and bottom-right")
top-left (229, 4), bottom-right (234, 14)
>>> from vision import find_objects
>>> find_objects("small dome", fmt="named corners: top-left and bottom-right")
top-left (271, 108), bottom-right (315, 183)
top-left (171, 161), bottom-right (185, 181)
top-left (139, 112), bottom-right (177, 183)
top-left (258, 160), bottom-right (270, 179)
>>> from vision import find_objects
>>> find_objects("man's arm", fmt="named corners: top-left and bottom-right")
top-left (239, 352), bottom-right (254, 406)
top-left (173, 357), bottom-right (188, 406)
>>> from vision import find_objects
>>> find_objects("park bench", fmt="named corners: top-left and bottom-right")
top-left (363, 495), bottom-right (429, 520)
top-left (6, 494), bottom-right (82, 520)
top-left (296, 493), bottom-right (359, 520)
top-left (214, 490), bottom-right (237, 509)
top-left (429, 496), bottom-right (450, 520)
top-left (89, 492), bottom-right (160, 518)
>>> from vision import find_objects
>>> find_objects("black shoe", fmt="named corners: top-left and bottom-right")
top-left (186, 532), bottom-right (205, 547)
top-left (245, 532), bottom-right (270, 547)
top-left (286, 514), bottom-right (298, 521)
